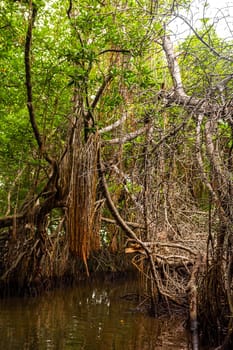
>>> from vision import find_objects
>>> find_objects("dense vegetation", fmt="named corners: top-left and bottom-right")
top-left (1, 0), bottom-right (233, 348)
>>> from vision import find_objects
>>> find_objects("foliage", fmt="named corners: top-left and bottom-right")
top-left (179, 25), bottom-right (233, 97)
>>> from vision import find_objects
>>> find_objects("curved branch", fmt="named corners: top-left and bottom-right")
top-left (99, 113), bottom-right (127, 134)
top-left (67, 0), bottom-right (73, 19)
top-left (98, 49), bottom-right (131, 56)
top-left (98, 153), bottom-right (143, 242)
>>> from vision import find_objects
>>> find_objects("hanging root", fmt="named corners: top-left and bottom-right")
top-left (67, 132), bottom-right (101, 274)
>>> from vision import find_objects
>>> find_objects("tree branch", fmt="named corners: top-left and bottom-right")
top-left (99, 113), bottom-right (127, 134)
top-left (151, 120), bottom-right (186, 152)
top-left (161, 36), bottom-right (233, 118)
top-left (91, 74), bottom-right (113, 110)
top-left (104, 125), bottom-right (150, 144)
top-left (162, 35), bottom-right (187, 97)
top-left (24, 2), bottom-right (42, 150)
top-left (98, 49), bottom-right (131, 56)
top-left (25, 1), bottom-right (57, 169)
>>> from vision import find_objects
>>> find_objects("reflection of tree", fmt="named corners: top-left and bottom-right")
top-left (0, 280), bottom-right (188, 349)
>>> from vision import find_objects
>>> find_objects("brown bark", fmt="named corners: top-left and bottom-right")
top-left (187, 254), bottom-right (203, 350)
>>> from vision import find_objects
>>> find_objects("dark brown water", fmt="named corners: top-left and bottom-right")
top-left (0, 278), bottom-right (190, 349)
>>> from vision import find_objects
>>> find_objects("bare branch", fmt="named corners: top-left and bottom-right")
top-left (67, 0), bottom-right (73, 18)
top-left (99, 113), bottom-right (127, 134)
top-left (144, 241), bottom-right (197, 256)
top-left (111, 164), bottom-right (143, 212)
top-left (98, 49), bottom-right (131, 56)
top-left (98, 153), bottom-right (143, 242)
top-left (162, 35), bottom-right (187, 98)
top-left (195, 114), bottom-right (218, 200)
top-left (161, 36), bottom-right (233, 118)
top-left (175, 13), bottom-right (233, 63)
top-left (151, 120), bottom-right (186, 152)
top-left (5, 166), bottom-right (25, 216)
top-left (104, 125), bottom-right (149, 144)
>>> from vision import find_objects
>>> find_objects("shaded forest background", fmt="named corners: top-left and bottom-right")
top-left (1, 0), bottom-right (233, 348)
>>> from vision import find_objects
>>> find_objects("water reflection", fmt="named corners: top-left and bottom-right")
top-left (0, 278), bottom-right (189, 349)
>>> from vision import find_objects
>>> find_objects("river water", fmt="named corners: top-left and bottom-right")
top-left (0, 277), bottom-right (191, 349)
